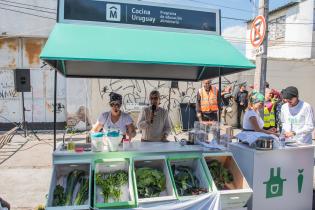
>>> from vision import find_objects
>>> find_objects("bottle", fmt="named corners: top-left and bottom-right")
top-left (279, 131), bottom-right (286, 149)
top-left (123, 138), bottom-right (130, 151)
top-left (68, 136), bottom-right (75, 151)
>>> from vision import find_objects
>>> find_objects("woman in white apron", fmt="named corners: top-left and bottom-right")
top-left (91, 92), bottom-right (136, 140)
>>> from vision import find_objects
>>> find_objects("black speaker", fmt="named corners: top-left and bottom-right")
top-left (14, 69), bottom-right (31, 92)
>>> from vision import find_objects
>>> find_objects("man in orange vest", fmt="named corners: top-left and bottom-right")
top-left (196, 79), bottom-right (219, 123)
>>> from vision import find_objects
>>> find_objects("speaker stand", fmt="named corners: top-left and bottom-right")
top-left (21, 91), bottom-right (41, 141)
top-left (21, 92), bottom-right (27, 137)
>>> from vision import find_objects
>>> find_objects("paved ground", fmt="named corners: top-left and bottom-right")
top-left (0, 131), bottom-right (314, 209)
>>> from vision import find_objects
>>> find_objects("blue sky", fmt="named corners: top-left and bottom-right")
top-left (153, 0), bottom-right (291, 52)
top-left (195, 0), bottom-right (292, 29)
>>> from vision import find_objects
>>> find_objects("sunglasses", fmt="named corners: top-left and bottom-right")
top-left (110, 103), bottom-right (121, 107)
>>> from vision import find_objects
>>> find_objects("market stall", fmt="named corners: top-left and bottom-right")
top-left (229, 143), bottom-right (314, 210)
top-left (40, 0), bottom-right (256, 209)
top-left (46, 142), bottom-right (252, 210)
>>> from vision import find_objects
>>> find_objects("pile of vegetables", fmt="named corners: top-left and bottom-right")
top-left (136, 167), bottom-right (166, 198)
top-left (172, 165), bottom-right (207, 196)
top-left (207, 160), bottom-right (234, 190)
top-left (96, 170), bottom-right (128, 203)
top-left (52, 185), bottom-right (66, 206)
top-left (52, 169), bottom-right (89, 206)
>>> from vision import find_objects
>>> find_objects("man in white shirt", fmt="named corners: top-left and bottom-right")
top-left (281, 86), bottom-right (315, 144)
top-left (137, 90), bottom-right (171, 142)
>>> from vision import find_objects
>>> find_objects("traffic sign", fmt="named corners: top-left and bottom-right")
top-left (250, 15), bottom-right (267, 48)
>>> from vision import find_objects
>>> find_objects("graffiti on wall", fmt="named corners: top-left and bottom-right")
top-left (45, 102), bottom-right (65, 113)
top-left (67, 106), bottom-right (91, 130)
top-left (0, 70), bottom-right (18, 100)
top-left (98, 79), bottom-right (199, 111)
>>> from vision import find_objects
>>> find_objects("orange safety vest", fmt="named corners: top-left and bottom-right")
top-left (199, 87), bottom-right (219, 112)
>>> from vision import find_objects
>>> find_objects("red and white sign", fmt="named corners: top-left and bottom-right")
top-left (250, 15), bottom-right (266, 48)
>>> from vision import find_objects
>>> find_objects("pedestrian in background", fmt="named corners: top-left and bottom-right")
top-left (263, 88), bottom-right (276, 130)
top-left (221, 85), bottom-right (233, 125)
top-left (235, 83), bottom-right (248, 128)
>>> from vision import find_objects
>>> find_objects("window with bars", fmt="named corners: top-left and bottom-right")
top-left (268, 15), bottom-right (286, 41)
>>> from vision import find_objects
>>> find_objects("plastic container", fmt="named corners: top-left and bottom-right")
top-left (123, 139), bottom-right (131, 151)
top-left (91, 132), bottom-right (104, 152)
top-left (107, 135), bottom-right (122, 152)
top-left (94, 158), bottom-right (136, 209)
top-left (133, 156), bottom-right (177, 204)
top-left (202, 153), bottom-right (252, 209)
top-left (46, 162), bottom-right (91, 210)
top-left (167, 155), bottom-right (211, 200)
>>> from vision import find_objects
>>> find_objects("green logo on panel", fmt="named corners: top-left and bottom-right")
top-left (263, 167), bottom-right (287, 198)
top-left (298, 169), bottom-right (304, 193)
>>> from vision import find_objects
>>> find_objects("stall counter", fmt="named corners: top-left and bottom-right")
top-left (48, 141), bottom-right (252, 210)
top-left (229, 142), bottom-right (314, 210)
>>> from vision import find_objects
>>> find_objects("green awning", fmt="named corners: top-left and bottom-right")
top-left (40, 23), bottom-right (255, 81)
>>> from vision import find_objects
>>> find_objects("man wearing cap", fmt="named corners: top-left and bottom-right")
top-left (281, 86), bottom-right (315, 144)
top-left (196, 79), bottom-right (219, 123)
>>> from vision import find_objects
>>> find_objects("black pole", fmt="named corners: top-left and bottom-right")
top-left (53, 70), bottom-right (57, 151)
top-left (218, 68), bottom-right (222, 125)
top-left (21, 92), bottom-right (27, 137)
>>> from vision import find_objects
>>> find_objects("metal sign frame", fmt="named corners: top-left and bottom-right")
top-left (58, 0), bottom-right (221, 35)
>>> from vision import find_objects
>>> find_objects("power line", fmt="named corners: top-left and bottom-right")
top-left (0, 6), bottom-right (56, 20)
top-left (222, 16), bottom-right (248, 22)
top-left (0, 1), bottom-right (56, 14)
top-left (188, 0), bottom-right (255, 14)
top-left (0, 0), bottom-right (56, 11)
top-left (224, 35), bottom-right (315, 44)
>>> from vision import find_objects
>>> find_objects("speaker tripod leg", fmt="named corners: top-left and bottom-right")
top-left (21, 92), bottom-right (27, 137)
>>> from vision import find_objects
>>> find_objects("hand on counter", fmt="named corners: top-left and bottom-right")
top-left (284, 131), bottom-right (295, 138)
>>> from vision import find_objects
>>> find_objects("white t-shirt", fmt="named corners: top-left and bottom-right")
top-left (97, 111), bottom-right (133, 134)
top-left (281, 100), bottom-right (315, 144)
top-left (243, 109), bottom-right (264, 130)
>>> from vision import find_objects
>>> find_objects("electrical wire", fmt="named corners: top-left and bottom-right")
top-left (188, 0), bottom-right (255, 14)
top-left (0, 1), bottom-right (56, 14)
top-left (0, 0), bottom-right (56, 11)
top-left (0, 6), bottom-right (56, 20)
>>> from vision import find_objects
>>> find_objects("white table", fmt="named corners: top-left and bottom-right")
top-left (229, 143), bottom-right (314, 210)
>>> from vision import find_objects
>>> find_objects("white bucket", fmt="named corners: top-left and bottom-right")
top-left (107, 135), bottom-right (122, 151)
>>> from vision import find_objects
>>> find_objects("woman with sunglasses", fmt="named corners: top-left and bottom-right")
top-left (91, 92), bottom-right (136, 140)
top-left (137, 90), bottom-right (171, 142)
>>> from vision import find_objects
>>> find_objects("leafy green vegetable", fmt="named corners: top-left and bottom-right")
top-left (207, 160), bottom-right (233, 190)
top-left (172, 165), bottom-right (207, 196)
top-left (65, 170), bottom-right (86, 205)
top-left (136, 167), bottom-right (166, 198)
top-left (96, 170), bottom-right (128, 203)
top-left (74, 177), bottom-right (89, 205)
top-left (52, 185), bottom-right (66, 206)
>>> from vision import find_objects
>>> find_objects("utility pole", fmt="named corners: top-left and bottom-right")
top-left (254, 0), bottom-right (269, 95)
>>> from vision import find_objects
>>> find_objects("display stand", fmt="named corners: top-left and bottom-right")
top-left (47, 142), bottom-right (252, 210)
top-left (229, 143), bottom-right (314, 210)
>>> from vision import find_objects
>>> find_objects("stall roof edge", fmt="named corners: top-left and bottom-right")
top-left (40, 23), bottom-right (255, 81)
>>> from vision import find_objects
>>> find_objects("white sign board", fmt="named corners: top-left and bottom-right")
top-left (252, 45), bottom-right (264, 56)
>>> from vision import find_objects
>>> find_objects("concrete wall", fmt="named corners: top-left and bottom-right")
top-left (246, 0), bottom-right (315, 59)
top-left (267, 58), bottom-right (315, 109)
top-left (0, 0), bottom-right (56, 37)
top-left (0, 38), bottom-right (66, 126)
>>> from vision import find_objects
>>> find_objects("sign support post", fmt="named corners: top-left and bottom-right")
top-left (253, 0), bottom-right (269, 96)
